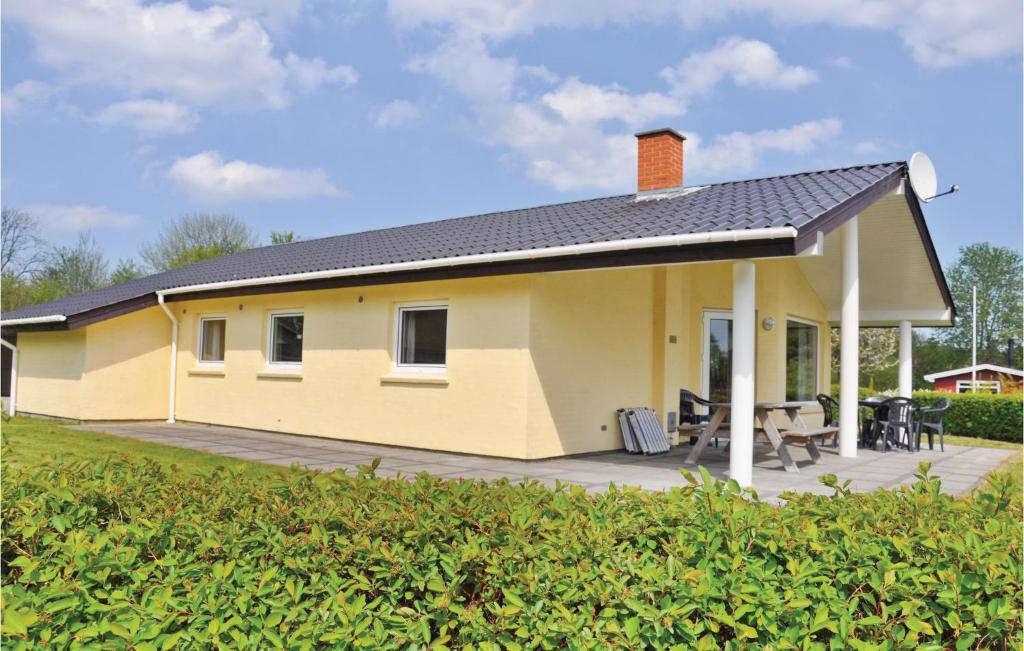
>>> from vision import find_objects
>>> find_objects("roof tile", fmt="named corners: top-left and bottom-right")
top-left (2, 162), bottom-right (903, 321)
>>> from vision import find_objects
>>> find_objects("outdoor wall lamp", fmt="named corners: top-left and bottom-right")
top-left (762, 316), bottom-right (775, 331)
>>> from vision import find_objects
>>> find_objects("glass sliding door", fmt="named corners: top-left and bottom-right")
top-left (702, 311), bottom-right (733, 406)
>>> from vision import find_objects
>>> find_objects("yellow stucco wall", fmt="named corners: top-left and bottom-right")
top-left (170, 276), bottom-right (533, 457)
top-left (15, 329), bottom-right (86, 419)
top-left (525, 267), bottom-right (655, 458)
top-left (80, 307), bottom-right (171, 420)
top-left (13, 259), bottom-right (831, 456)
top-left (14, 307), bottom-right (171, 421)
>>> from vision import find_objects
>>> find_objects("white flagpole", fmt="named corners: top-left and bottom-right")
top-left (971, 285), bottom-right (977, 393)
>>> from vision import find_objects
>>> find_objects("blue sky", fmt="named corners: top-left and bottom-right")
top-left (2, 0), bottom-right (1021, 270)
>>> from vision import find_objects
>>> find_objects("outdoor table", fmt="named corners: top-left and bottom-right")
top-left (858, 397), bottom-right (887, 447)
top-left (684, 401), bottom-right (816, 473)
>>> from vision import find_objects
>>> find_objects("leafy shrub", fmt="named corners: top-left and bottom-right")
top-left (2, 456), bottom-right (1021, 649)
top-left (913, 391), bottom-right (1023, 442)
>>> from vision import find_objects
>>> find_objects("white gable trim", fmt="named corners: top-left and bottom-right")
top-left (923, 363), bottom-right (1024, 382)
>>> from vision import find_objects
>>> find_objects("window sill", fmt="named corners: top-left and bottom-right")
top-left (380, 372), bottom-right (449, 386)
top-left (187, 367), bottom-right (225, 377)
top-left (257, 368), bottom-right (303, 381)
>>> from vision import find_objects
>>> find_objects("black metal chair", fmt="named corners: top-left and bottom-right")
top-left (679, 389), bottom-right (720, 447)
top-left (816, 393), bottom-right (839, 447)
top-left (916, 397), bottom-right (951, 451)
top-left (874, 397), bottom-right (920, 452)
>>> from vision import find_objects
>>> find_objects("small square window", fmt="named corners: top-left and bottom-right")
top-left (396, 305), bottom-right (447, 368)
top-left (199, 318), bottom-right (226, 363)
top-left (269, 313), bottom-right (304, 365)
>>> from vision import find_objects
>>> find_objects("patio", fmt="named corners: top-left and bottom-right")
top-left (74, 421), bottom-right (1014, 502)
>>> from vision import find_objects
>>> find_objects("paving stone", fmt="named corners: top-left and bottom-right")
top-left (68, 421), bottom-right (1008, 496)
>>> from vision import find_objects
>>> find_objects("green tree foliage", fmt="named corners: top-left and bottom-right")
top-left (1, 455), bottom-right (1020, 647)
top-left (141, 212), bottom-right (257, 271)
top-left (940, 243), bottom-right (1023, 367)
top-left (109, 258), bottom-right (146, 286)
top-left (269, 231), bottom-right (297, 244)
top-left (913, 332), bottom-right (968, 390)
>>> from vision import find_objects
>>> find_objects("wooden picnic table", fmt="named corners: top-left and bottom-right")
top-left (684, 400), bottom-right (836, 473)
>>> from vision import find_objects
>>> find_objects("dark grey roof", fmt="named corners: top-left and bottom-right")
top-left (2, 161), bottom-right (904, 323)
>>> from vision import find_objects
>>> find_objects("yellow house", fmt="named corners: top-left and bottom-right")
top-left (0, 129), bottom-right (954, 483)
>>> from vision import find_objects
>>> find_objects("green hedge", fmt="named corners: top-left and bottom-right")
top-left (2, 456), bottom-right (1021, 648)
top-left (912, 391), bottom-right (1023, 442)
top-left (829, 386), bottom-right (1023, 442)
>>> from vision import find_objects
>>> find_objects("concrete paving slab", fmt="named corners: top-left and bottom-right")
top-left (69, 421), bottom-right (1014, 496)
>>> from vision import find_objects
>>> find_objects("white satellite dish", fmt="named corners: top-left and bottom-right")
top-left (908, 152), bottom-right (938, 202)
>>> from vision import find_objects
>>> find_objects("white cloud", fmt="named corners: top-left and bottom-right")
top-left (829, 55), bottom-right (853, 68)
top-left (374, 99), bottom-right (422, 128)
top-left (661, 37), bottom-right (817, 96)
top-left (27, 204), bottom-right (141, 231)
top-left (1, 80), bottom-right (54, 115)
top-left (3, 0), bottom-right (356, 121)
top-left (685, 118), bottom-right (844, 176)
top-left (387, 0), bottom-right (1021, 68)
top-left (167, 151), bottom-right (342, 201)
top-left (93, 100), bottom-right (199, 135)
top-left (403, 28), bottom-right (841, 191)
top-left (540, 78), bottom-right (682, 127)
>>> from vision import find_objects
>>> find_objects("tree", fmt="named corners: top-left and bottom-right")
top-left (831, 327), bottom-right (900, 390)
top-left (41, 233), bottom-right (109, 296)
top-left (940, 243), bottom-right (1023, 367)
top-left (142, 212), bottom-right (257, 271)
top-left (270, 231), bottom-right (298, 244)
top-left (913, 331), bottom-right (967, 390)
top-left (1, 206), bottom-right (45, 279)
top-left (110, 258), bottom-right (146, 285)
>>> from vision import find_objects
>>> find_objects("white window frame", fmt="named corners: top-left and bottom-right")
top-left (266, 311), bottom-right (304, 368)
top-left (701, 310), bottom-right (732, 413)
top-left (197, 315), bottom-right (227, 365)
top-left (956, 379), bottom-right (1000, 393)
top-left (784, 315), bottom-right (820, 403)
top-left (393, 301), bottom-right (449, 372)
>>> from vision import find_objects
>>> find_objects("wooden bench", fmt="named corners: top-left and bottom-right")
top-left (779, 427), bottom-right (838, 461)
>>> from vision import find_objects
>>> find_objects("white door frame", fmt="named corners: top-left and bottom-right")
top-left (701, 310), bottom-right (733, 411)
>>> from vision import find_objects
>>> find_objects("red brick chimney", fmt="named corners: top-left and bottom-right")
top-left (635, 128), bottom-right (685, 193)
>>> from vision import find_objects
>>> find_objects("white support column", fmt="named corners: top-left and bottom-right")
top-left (730, 260), bottom-right (756, 487)
top-left (898, 320), bottom-right (913, 397)
top-left (839, 217), bottom-right (859, 457)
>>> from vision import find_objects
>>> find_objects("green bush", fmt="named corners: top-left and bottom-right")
top-left (2, 456), bottom-right (1021, 649)
top-left (913, 391), bottom-right (1023, 442)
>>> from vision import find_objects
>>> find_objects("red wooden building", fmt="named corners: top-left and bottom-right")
top-left (923, 364), bottom-right (1023, 394)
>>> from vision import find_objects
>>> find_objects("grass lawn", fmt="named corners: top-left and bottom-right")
top-left (1, 416), bottom-right (283, 478)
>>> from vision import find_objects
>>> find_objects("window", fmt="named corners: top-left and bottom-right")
top-left (786, 319), bottom-right (818, 401)
top-left (268, 312), bottom-right (304, 365)
top-left (396, 303), bottom-right (448, 368)
top-left (199, 317), bottom-right (226, 363)
top-left (956, 380), bottom-right (1000, 393)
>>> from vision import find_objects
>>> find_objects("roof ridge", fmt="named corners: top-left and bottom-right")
top-left (699, 160), bottom-right (905, 188)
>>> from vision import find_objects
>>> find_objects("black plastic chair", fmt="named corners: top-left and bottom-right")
top-left (816, 393), bottom-right (839, 447)
top-left (916, 397), bottom-right (950, 451)
top-left (679, 389), bottom-right (720, 447)
top-left (875, 397), bottom-right (920, 452)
